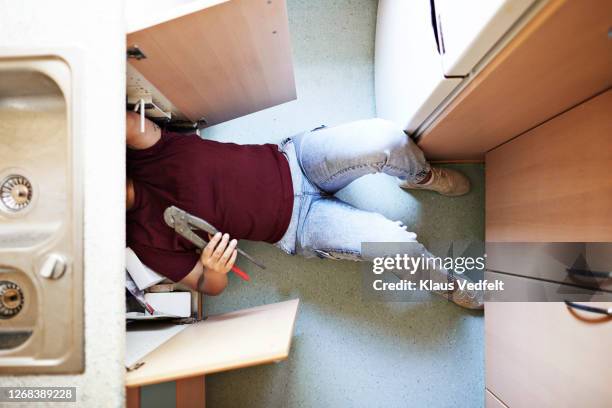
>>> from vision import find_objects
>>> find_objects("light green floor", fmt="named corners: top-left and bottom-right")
top-left (141, 1), bottom-right (484, 407)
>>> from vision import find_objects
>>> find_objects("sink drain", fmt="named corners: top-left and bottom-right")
top-left (1, 175), bottom-right (33, 212)
top-left (0, 281), bottom-right (24, 319)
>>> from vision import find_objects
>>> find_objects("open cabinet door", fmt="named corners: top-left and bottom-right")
top-left (127, 0), bottom-right (296, 125)
top-left (126, 299), bottom-right (300, 387)
top-left (125, 299), bottom-right (300, 407)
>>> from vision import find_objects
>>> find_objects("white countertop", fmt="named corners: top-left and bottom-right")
top-left (0, 0), bottom-right (126, 405)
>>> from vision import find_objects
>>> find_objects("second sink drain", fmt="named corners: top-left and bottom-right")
top-left (0, 174), bottom-right (33, 213)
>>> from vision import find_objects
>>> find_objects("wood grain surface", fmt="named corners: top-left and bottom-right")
top-left (127, 0), bottom-right (296, 125)
top-left (418, 0), bottom-right (612, 160)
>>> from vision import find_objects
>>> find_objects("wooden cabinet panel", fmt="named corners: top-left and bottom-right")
top-left (127, 0), bottom-right (296, 126)
top-left (486, 302), bottom-right (612, 408)
top-left (486, 243), bottom-right (612, 292)
top-left (485, 90), bottom-right (612, 242)
top-left (485, 270), bottom-right (612, 302)
top-left (418, 0), bottom-right (612, 160)
top-left (126, 299), bottom-right (299, 387)
top-left (486, 389), bottom-right (509, 408)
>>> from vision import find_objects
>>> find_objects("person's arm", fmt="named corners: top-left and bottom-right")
top-left (179, 232), bottom-right (238, 296)
top-left (126, 110), bottom-right (161, 149)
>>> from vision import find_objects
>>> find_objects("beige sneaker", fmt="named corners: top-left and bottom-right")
top-left (400, 167), bottom-right (470, 196)
top-left (430, 269), bottom-right (484, 310)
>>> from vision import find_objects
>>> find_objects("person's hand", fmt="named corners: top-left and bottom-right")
top-left (200, 232), bottom-right (238, 275)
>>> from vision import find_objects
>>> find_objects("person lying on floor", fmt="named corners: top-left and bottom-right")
top-left (126, 111), bottom-right (483, 309)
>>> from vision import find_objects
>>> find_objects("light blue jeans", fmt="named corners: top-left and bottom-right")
top-left (275, 118), bottom-right (432, 262)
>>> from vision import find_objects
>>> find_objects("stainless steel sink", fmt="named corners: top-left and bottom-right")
top-left (0, 57), bottom-right (83, 373)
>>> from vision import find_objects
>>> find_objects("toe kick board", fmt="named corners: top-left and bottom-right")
top-left (126, 299), bottom-right (300, 387)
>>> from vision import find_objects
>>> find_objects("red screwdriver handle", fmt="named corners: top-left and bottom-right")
top-left (231, 265), bottom-right (250, 281)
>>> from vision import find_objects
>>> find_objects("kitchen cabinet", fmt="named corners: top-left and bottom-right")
top-left (434, 0), bottom-right (536, 77)
top-left (486, 90), bottom-right (612, 242)
top-left (486, 390), bottom-right (509, 408)
top-left (418, 0), bottom-right (612, 160)
top-left (375, 0), bottom-right (462, 133)
top-left (123, 3), bottom-right (299, 406)
top-left (486, 302), bottom-right (612, 408)
top-left (375, 0), bottom-right (539, 136)
top-left (484, 90), bottom-right (612, 406)
top-left (485, 270), bottom-right (612, 302)
top-left (126, 299), bottom-right (299, 408)
top-left (126, 0), bottom-right (296, 126)
top-left (486, 243), bottom-right (612, 292)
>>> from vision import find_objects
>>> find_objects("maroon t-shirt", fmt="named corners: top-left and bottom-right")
top-left (126, 130), bottom-right (293, 282)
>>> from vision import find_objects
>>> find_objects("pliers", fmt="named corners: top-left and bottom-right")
top-left (163, 206), bottom-right (266, 281)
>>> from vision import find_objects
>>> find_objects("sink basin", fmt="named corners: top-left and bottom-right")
top-left (0, 57), bottom-right (83, 373)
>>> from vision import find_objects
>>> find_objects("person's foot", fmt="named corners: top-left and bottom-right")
top-left (429, 269), bottom-right (484, 310)
top-left (448, 282), bottom-right (484, 310)
top-left (400, 167), bottom-right (470, 196)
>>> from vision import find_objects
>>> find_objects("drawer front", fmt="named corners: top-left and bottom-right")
top-left (486, 301), bottom-right (612, 408)
top-left (485, 270), bottom-right (612, 302)
top-left (486, 389), bottom-right (509, 408)
top-left (486, 243), bottom-right (612, 292)
top-left (485, 90), bottom-right (612, 242)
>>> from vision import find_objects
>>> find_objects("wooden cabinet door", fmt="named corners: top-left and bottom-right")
top-left (486, 302), bottom-right (612, 408)
top-left (127, 0), bottom-right (296, 126)
top-left (486, 389), bottom-right (508, 408)
top-left (126, 299), bottom-right (299, 387)
top-left (485, 91), bottom-right (612, 407)
top-left (418, 0), bottom-right (612, 160)
top-left (486, 90), bottom-right (612, 242)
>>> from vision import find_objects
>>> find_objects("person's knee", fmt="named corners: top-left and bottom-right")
top-left (375, 216), bottom-right (418, 243)
top-left (362, 118), bottom-right (407, 150)
top-left (366, 118), bottom-right (402, 133)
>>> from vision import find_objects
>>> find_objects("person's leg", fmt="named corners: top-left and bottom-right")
top-left (294, 118), bottom-right (431, 193)
top-left (296, 197), bottom-right (483, 309)
top-left (297, 196), bottom-right (418, 260)
top-left (294, 118), bottom-right (470, 196)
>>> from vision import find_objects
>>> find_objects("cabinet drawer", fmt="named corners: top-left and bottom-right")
top-left (486, 90), bottom-right (612, 242)
top-left (486, 389), bottom-right (509, 408)
top-left (485, 270), bottom-right (612, 302)
top-left (486, 302), bottom-right (612, 408)
top-left (486, 243), bottom-right (612, 292)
